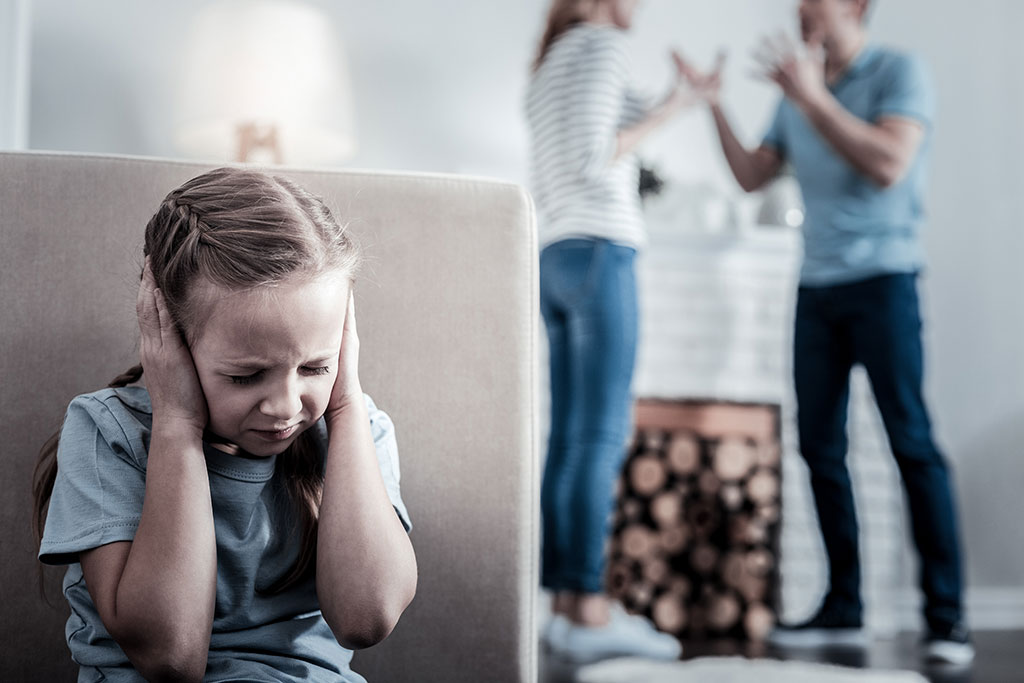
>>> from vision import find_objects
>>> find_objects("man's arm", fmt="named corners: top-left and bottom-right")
top-left (678, 52), bottom-right (783, 193)
top-left (764, 43), bottom-right (926, 188)
top-left (799, 96), bottom-right (924, 188)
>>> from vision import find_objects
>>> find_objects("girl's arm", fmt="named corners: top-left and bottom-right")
top-left (80, 264), bottom-right (217, 682)
top-left (317, 292), bottom-right (417, 649)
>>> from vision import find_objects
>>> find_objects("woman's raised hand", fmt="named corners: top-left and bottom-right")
top-left (326, 289), bottom-right (363, 426)
top-left (136, 259), bottom-right (208, 437)
top-left (673, 50), bottom-right (727, 108)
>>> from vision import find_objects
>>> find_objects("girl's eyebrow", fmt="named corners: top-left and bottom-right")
top-left (218, 353), bottom-right (337, 369)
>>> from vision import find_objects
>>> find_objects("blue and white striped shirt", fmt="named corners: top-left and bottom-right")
top-left (526, 23), bottom-right (651, 250)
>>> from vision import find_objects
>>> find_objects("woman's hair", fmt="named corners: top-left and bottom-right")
top-left (532, 0), bottom-right (603, 72)
top-left (33, 167), bottom-right (361, 594)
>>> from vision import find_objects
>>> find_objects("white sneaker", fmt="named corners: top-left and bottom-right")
top-left (542, 613), bottom-right (571, 653)
top-left (561, 605), bottom-right (682, 664)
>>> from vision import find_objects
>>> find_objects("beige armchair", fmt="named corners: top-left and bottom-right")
top-left (0, 151), bottom-right (539, 683)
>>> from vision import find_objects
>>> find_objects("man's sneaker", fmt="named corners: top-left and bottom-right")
top-left (924, 622), bottom-right (975, 665)
top-left (541, 613), bottom-right (571, 653)
top-left (768, 605), bottom-right (866, 648)
top-left (560, 604), bottom-right (682, 664)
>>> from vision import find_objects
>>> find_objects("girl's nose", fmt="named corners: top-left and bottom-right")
top-left (259, 376), bottom-right (303, 420)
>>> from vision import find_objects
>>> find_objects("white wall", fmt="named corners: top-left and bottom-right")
top-left (27, 0), bottom-right (788, 182)
top-left (0, 0), bottom-right (31, 149)
top-left (869, 1), bottom-right (1024, 595)
top-left (28, 0), bottom-right (1024, 607)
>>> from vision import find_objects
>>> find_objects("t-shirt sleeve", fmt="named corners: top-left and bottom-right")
top-left (364, 394), bottom-right (412, 532)
top-left (871, 52), bottom-right (935, 127)
top-left (621, 86), bottom-right (655, 128)
top-left (761, 98), bottom-right (788, 159)
top-left (39, 395), bottom-right (147, 565)
top-left (566, 30), bottom-right (632, 179)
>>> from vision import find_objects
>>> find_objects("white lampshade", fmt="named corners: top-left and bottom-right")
top-left (176, 0), bottom-right (356, 165)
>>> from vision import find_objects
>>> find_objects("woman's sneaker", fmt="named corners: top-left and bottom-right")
top-left (560, 605), bottom-right (682, 664)
top-left (541, 613), bottom-right (571, 653)
top-left (924, 622), bottom-right (975, 665)
top-left (768, 604), bottom-right (866, 648)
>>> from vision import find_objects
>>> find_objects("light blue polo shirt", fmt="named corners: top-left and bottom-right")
top-left (762, 45), bottom-right (935, 286)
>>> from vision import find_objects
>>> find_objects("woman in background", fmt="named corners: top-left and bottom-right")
top-left (526, 0), bottom-right (707, 663)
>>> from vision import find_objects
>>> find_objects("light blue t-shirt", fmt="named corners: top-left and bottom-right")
top-left (39, 386), bottom-right (411, 683)
top-left (762, 45), bottom-right (935, 286)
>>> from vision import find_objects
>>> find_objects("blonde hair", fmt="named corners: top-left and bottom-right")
top-left (34, 167), bottom-right (361, 594)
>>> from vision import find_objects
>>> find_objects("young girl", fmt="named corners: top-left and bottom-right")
top-left (32, 167), bottom-right (417, 682)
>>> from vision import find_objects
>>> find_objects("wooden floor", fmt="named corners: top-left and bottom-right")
top-left (540, 630), bottom-right (1024, 683)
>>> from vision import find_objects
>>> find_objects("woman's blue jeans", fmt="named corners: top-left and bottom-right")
top-left (795, 272), bottom-right (964, 630)
top-left (539, 238), bottom-right (638, 594)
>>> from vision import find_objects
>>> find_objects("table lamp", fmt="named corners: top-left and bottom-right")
top-left (176, 0), bottom-right (356, 165)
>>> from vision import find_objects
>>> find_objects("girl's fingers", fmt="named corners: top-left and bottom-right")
top-left (136, 260), bottom-right (183, 353)
top-left (137, 262), bottom-right (160, 340)
top-left (152, 285), bottom-right (173, 344)
top-left (345, 289), bottom-right (358, 338)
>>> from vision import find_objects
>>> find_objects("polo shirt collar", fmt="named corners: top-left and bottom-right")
top-left (830, 43), bottom-right (876, 89)
top-left (844, 43), bottom-right (877, 78)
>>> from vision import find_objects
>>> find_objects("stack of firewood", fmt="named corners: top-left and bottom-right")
top-left (607, 400), bottom-right (781, 642)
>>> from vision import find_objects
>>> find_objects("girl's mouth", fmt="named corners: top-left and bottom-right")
top-left (252, 424), bottom-right (300, 441)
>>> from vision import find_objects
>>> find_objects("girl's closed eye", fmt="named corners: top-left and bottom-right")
top-left (230, 370), bottom-right (265, 385)
top-left (229, 366), bottom-right (330, 385)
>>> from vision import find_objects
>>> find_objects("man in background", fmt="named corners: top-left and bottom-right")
top-left (684, 0), bottom-right (973, 664)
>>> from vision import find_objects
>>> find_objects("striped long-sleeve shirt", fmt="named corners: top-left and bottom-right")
top-left (526, 23), bottom-right (651, 250)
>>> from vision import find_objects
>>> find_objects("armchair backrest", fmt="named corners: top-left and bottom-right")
top-left (0, 152), bottom-right (538, 683)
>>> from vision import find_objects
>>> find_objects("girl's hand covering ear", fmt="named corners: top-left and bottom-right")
top-left (137, 259), bottom-right (208, 436)
top-left (326, 289), bottom-right (363, 425)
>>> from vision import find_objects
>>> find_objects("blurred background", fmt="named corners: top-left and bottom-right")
top-left (2, 0), bottom-right (1022, 635)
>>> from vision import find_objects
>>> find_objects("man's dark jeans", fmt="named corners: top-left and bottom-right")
top-left (794, 272), bottom-right (964, 630)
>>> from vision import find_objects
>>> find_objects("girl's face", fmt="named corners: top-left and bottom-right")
top-left (189, 273), bottom-right (349, 457)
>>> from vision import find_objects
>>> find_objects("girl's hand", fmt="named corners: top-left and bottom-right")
top-left (326, 290), bottom-right (363, 424)
top-left (137, 259), bottom-right (208, 437)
